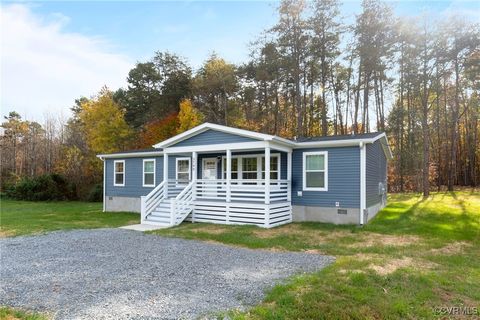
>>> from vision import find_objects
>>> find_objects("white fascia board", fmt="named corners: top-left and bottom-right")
top-left (269, 141), bottom-right (293, 153)
top-left (373, 133), bottom-right (393, 160)
top-left (152, 122), bottom-right (276, 149)
top-left (271, 136), bottom-right (297, 147)
top-left (96, 151), bottom-right (163, 159)
top-left (164, 141), bottom-right (268, 154)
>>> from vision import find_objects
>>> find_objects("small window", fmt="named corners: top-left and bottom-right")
top-left (262, 155), bottom-right (279, 180)
top-left (222, 158), bottom-right (238, 179)
top-left (114, 160), bottom-right (125, 187)
top-left (176, 158), bottom-right (191, 183)
top-left (242, 157), bottom-right (257, 180)
top-left (303, 152), bottom-right (328, 191)
top-left (143, 159), bottom-right (155, 187)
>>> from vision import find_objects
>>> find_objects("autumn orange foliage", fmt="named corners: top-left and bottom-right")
top-left (137, 112), bottom-right (179, 148)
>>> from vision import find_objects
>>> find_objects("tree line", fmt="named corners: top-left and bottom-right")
top-left (2, 0), bottom-right (479, 199)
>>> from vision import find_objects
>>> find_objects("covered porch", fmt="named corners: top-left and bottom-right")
top-left (142, 140), bottom-right (293, 228)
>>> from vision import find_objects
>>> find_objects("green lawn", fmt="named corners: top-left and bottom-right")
top-left (150, 191), bottom-right (480, 319)
top-left (1, 193), bottom-right (478, 319)
top-left (0, 199), bottom-right (138, 237)
top-left (0, 307), bottom-right (47, 320)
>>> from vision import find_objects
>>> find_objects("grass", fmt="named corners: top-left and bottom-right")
top-left (150, 191), bottom-right (480, 319)
top-left (0, 199), bottom-right (138, 237)
top-left (0, 307), bottom-right (46, 320)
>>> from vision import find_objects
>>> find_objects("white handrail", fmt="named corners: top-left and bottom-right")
top-left (195, 179), bottom-right (290, 203)
top-left (141, 180), bottom-right (166, 222)
top-left (171, 181), bottom-right (194, 226)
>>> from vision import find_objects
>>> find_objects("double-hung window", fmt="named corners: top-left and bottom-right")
top-left (176, 158), bottom-right (191, 183)
top-left (242, 157), bottom-right (258, 180)
top-left (262, 156), bottom-right (279, 180)
top-left (303, 151), bottom-right (328, 191)
top-left (222, 158), bottom-right (238, 180)
top-left (143, 159), bottom-right (155, 187)
top-left (114, 160), bottom-right (125, 186)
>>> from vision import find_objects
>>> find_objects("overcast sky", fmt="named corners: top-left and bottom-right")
top-left (1, 0), bottom-right (478, 122)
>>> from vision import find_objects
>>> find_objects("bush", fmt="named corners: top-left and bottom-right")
top-left (6, 174), bottom-right (77, 201)
top-left (87, 184), bottom-right (103, 202)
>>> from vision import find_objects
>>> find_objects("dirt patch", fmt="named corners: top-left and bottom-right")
top-left (353, 253), bottom-right (385, 261)
top-left (369, 257), bottom-right (436, 276)
top-left (188, 226), bottom-right (230, 235)
top-left (302, 249), bottom-right (325, 255)
top-left (430, 242), bottom-right (472, 255)
top-left (349, 253), bottom-right (437, 276)
top-left (252, 225), bottom-right (354, 244)
top-left (338, 268), bottom-right (365, 274)
top-left (349, 233), bottom-right (420, 248)
top-left (0, 229), bottom-right (15, 238)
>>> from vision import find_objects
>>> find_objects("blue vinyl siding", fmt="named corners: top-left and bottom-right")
top-left (366, 140), bottom-right (387, 207)
top-left (105, 155), bottom-right (190, 197)
top-left (291, 147), bottom-right (360, 208)
top-left (105, 150), bottom-right (288, 197)
top-left (171, 129), bottom-right (257, 147)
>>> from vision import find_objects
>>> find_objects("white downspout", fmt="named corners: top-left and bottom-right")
top-left (359, 142), bottom-right (366, 225)
top-left (102, 157), bottom-right (106, 212)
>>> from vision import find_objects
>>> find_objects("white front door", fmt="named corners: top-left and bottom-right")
top-left (202, 158), bottom-right (217, 180)
top-left (202, 158), bottom-right (218, 198)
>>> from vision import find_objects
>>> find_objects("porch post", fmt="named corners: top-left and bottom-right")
top-left (265, 144), bottom-right (270, 205)
top-left (163, 153), bottom-right (169, 198)
top-left (192, 152), bottom-right (197, 200)
top-left (226, 149), bottom-right (231, 203)
top-left (287, 151), bottom-right (292, 201)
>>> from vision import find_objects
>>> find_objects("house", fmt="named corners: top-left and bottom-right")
top-left (97, 123), bottom-right (392, 228)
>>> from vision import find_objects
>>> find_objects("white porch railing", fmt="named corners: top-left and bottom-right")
top-left (195, 179), bottom-right (290, 203)
top-left (171, 181), bottom-right (194, 225)
top-left (142, 179), bottom-right (291, 227)
top-left (141, 180), bottom-right (166, 222)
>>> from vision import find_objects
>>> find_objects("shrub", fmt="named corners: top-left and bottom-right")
top-left (87, 184), bottom-right (103, 202)
top-left (6, 174), bottom-right (77, 201)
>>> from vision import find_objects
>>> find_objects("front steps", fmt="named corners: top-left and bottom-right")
top-left (144, 199), bottom-right (173, 226)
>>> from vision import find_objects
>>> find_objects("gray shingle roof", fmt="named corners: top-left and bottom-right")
top-left (100, 132), bottom-right (385, 156)
top-left (295, 132), bottom-right (383, 143)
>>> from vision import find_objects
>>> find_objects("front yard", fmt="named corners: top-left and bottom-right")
top-left (0, 199), bottom-right (138, 237)
top-left (1, 191), bottom-right (479, 319)
top-left (151, 191), bottom-right (480, 319)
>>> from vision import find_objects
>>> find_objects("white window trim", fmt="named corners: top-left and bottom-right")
top-left (303, 151), bottom-right (328, 191)
top-left (221, 153), bottom-right (281, 182)
top-left (202, 157), bottom-right (218, 179)
top-left (175, 157), bottom-right (191, 182)
top-left (113, 160), bottom-right (125, 187)
top-left (142, 159), bottom-right (156, 187)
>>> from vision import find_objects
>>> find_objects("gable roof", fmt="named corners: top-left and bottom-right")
top-left (152, 122), bottom-right (295, 149)
top-left (97, 123), bottom-right (392, 160)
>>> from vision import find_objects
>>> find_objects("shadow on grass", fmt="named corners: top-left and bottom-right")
top-left (366, 192), bottom-right (480, 241)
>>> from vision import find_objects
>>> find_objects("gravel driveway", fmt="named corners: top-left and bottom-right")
top-left (1, 229), bottom-right (333, 319)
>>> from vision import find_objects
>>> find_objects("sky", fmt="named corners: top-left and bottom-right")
top-left (1, 0), bottom-right (479, 122)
